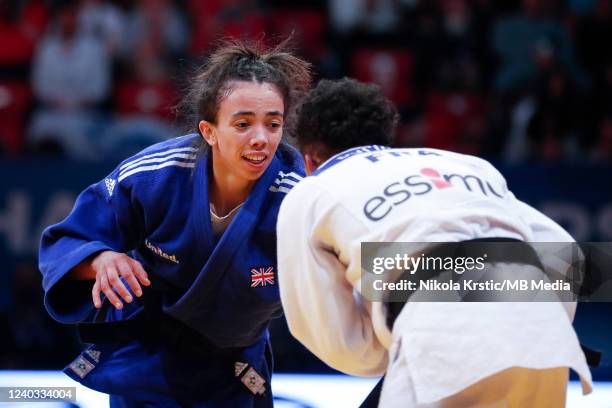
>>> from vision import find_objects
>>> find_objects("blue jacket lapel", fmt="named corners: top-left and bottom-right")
top-left (167, 152), bottom-right (281, 328)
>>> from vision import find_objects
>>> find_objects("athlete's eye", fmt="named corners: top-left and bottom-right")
top-left (268, 121), bottom-right (282, 129)
top-left (235, 121), bottom-right (250, 129)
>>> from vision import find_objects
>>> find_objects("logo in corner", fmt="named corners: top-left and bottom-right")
top-left (104, 178), bottom-right (116, 197)
top-left (250, 266), bottom-right (275, 287)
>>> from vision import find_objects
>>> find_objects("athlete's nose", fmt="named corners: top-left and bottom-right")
top-left (250, 125), bottom-right (268, 148)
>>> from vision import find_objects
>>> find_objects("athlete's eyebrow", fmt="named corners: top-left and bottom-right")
top-left (232, 110), bottom-right (284, 117)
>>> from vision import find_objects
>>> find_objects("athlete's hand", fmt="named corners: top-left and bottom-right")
top-left (89, 251), bottom-right (151, 309)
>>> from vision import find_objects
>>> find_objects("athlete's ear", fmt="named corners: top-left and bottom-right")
top-left (304, 153), bottom-right (321, 175)
top-left (199, 120), bottom-right (216, 146)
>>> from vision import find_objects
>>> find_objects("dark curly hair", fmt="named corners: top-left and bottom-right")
top-left (294, 78), bottom-right (398, 156)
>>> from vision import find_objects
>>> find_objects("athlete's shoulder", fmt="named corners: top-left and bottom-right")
top-left (448, 151), bottom-right (506, 177)
top-left (274, 142), bottom-right (305, 173)
top-left (268, 142), bottom-right (306, 195)
top-left (114, 134), bottom-right (201, 184)
top-left (130, 133), bottom-right (200, 156)
top-left (277, 174), bottom-right (338, 224)
top-left (421, 147), bottom-right (494, 167)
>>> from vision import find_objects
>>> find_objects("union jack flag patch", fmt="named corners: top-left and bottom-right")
top-left (250, 267), bottom-right (275, 287)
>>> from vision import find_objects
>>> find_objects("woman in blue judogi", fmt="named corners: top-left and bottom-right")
top-left (39, 41), bottom-right (311, 407)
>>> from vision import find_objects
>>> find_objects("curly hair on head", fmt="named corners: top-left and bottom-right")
top-left (294, 78), bottom-right (399, 155)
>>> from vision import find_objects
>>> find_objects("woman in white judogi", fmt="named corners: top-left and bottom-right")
top-left (277, 78), bottom-right (592, 407)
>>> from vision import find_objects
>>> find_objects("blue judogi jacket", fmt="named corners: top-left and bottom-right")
top-left (39, 134), bottom-right (305, 406)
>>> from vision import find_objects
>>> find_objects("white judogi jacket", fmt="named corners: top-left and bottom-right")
top-left (277, 146), bottom-right (592, 404)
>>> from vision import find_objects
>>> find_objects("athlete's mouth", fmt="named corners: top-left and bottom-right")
top-left (242, 153), bottom-right (267, 164)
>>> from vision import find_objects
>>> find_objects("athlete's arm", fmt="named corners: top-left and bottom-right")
top-left (277, 183), bottom-right (388, 376)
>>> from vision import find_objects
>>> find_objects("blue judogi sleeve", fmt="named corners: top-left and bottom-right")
top-left (40, 166), bottom-right (144, 324)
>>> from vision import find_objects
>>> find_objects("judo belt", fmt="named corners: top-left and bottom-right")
top-left (384, 237), bottom-right (602, 368)
top-left (77, 279), bottom-right (239, 357)
top-left (384, 237), bottom-right (543, 328)
top-left (77, 276), bottom-right (271, 396)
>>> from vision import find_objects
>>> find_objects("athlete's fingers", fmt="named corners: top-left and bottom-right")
top-left (107, 266), bottom-right (133, 304)
top-left (129, 258), bottom-right (151, 287)
top-left (117, 260), bottom-right (142, 297)
top-left (92, 280), bottom-right (102, 309)
top-left (100, 273), bottom-right (123, 310)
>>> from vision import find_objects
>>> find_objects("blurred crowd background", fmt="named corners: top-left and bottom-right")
top-left (1, 0), bottom-right (611, 162)
top-left (1, 0), bottom-right (611, 378)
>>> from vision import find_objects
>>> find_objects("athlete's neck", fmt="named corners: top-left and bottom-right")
top-left (209, 167), bottom-right (253, 217)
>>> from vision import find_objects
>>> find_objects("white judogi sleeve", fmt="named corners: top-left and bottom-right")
top-left (277, 179), bottom-right (388, 376)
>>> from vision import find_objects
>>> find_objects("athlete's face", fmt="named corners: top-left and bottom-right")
top-left (199, 81), bottom-right (284, 183)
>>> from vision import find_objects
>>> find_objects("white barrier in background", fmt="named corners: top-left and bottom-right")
top-left (0, 371), bottom-right (609, 407)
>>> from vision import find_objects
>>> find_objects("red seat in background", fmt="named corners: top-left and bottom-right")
top-left (188, 0), bottom-right (267, 55)
top-left (0, 0), bottom-right (49, 66)
top-left (268, 9), bottom-right (326, 60)
top-left (0, 81), bottom-right (32, 154)
top-left (115, 80), bottom-right (179, 121)
top-left (423, 91), bottom-right (487, 152)
top-left (221, 12), bottom-right (267, 43)
top-left (351, 48), bottom-right (414, 109)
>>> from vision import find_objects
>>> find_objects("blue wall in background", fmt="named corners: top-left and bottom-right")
top-left (0, 159), bottom-right (610, 378)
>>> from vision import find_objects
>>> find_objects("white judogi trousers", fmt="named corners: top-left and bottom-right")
top-left (380, 363), bottom-right (569, 407)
